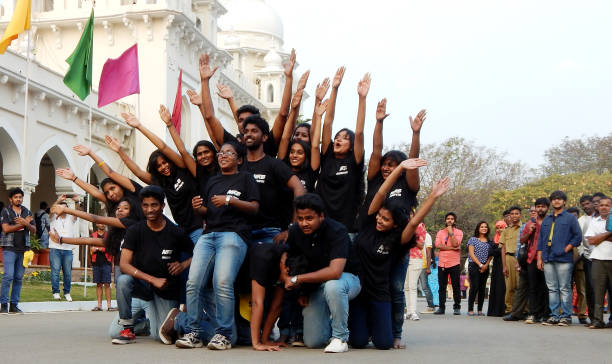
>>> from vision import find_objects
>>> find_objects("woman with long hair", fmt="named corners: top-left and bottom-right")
top-left (466, 221), bottom-right (494, 316)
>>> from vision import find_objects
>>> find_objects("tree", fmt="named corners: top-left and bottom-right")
top-left (541, 134), bottom-right (612, 176)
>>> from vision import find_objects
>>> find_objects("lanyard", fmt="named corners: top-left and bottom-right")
top-left (547, 221), bottom-right (555, 247)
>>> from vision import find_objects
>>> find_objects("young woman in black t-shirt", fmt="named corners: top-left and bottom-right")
top-left (348, 159), bottom-right (448, 350)
top-left (192, 140), bottom-right (219, 196)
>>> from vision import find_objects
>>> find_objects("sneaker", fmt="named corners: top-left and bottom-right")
top-left (9, 304), bottom-right (23, 314)
top-left (175, 332), bottom-right (203, 349)
top-left (53, 293), bottom-right (61, 300)
top-left (542, 317), bottom-right (559, 326)
top-left (558, 318), bottom-right (571, 326)
top-left (409, 313), bottom-right (420, 321)
top-left (578, 317), bottom-right (588, 325)
top-left (0, 304), bottom-right (8, 314)
top-left (111, 328), bottom-right (135, 345)
top-left (64, 294), bottom-right (73, 302)
top-left (421, 307), bottom-right (435, 314)
top-left (159, 308), bottom-right (179, 345)
top-left (589, 322), bottom-right (605, 329)
top-left (291, 334), bottom-right (305, 347)
top-left (606, 322), bottom-right (612, 328)
top-left (525, 315), bottom-right (535, 324)
top-left (433, 309), bottom-right (445, 315)
top-left (324, 338), bottom-right (348, 353)
top-left (453, 308), bottom-right (461, 315)
top-left (207, 334), bottom-right (231, 350)
top-left (503, 314), bottom-right (520, 321)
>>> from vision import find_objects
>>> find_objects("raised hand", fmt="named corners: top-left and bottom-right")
top-left (56, 168), bottom-right (76, 181)
top-left (216, 83), bottom-right (233, 100)
top-left (376, 98), bottom-right (390, 122)
top-left (400, 158), bottom-right (428, 171)
top-left (410, 109), bottom-right (427, 132)
top-left (296, 70), bottom-right (310, 91)
top-left (159, 105), bottom-right (172, 126)
top-left (104, 135), bottom-right (122, 153)
top-left (291, 89), bottom-right (304, 110)
top-left (431, 177), bottom-right (451, 198)
top-left (121, 112), bottom-right (141, 128)
top-left (315, 78), bottom-right (330, 101)
top-left (332, 66), bottom-right (346, 89)
top-left (357, 73), bottom-right (371, 98)
top-left (50, 204), bottom-right (66, 216)
top-left (186, 90), bottom-right (202, 106)
top-left (199, 53), bottom-right (218, 80)
top-left (283, 48), bottom-right (296, 78)
top-left (315, 99), bottom-right (329, 117)
top-left (73, 144), bottom-right (91, 157)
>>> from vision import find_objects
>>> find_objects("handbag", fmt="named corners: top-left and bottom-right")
top-left (517, 243), bottom-right (528, 267)
top-left (607, 215), bottom-right (612, 232)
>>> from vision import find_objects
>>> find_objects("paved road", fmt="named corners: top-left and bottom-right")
top-left (1, 301), bottom-right (611, 364)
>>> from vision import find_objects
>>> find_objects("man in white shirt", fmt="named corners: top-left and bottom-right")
top-left (584, 196), bottom-right (612, 329)
top-left (49, 196), bottom-right (78, 301)
top-left (578, 195), bottom-right (595, 325)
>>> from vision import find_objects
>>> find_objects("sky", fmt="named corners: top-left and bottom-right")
top-left (266, 0), bottom-right (612, 169)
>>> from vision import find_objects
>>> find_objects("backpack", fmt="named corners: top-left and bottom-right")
top-left (34, 211), bottom-right (47, 238)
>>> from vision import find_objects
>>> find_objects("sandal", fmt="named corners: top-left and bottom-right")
top-left (91, 306), bottom-right (102, 311)
top-left (107, 307), bottom-right (118, 311)
top-left (468, 312), bottom-right (475, 316)
top-left (478, 312), bottom-right (484, 316)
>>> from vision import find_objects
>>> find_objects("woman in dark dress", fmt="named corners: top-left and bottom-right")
top-left (487, 220), bottom-right (507, 317)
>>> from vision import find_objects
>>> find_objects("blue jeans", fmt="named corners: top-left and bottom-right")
top-left (390, 255), bottom-right (409, 339)
top-left (418, 268), bottom-right (434, 308)
top-left (543, 261), bottom-right (573, 320)
top-left (111, 274), bottom-right (178, 341)
top-left (50, 248), bottom-right (72, 294)
top-left (348, 297), bottom-right (392, 350)
top-left (302, 272), bottom-right (361, 347)
top-left (185, 232), bottom-right (247, 340)
top-left (1, 250), bottom-right (25, 304)
top-left (251, 227), bottom-right (281, 245)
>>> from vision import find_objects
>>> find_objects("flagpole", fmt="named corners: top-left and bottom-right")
top-left (83, 102), bottom-right (92, 297)
top-left (21, 22), bottom-right (31, 192)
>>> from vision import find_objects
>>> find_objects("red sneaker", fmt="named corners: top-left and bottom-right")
top-left (112, 328), bottom-right (136, 345)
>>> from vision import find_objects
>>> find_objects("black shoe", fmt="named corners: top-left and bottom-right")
top-left (453, 308), bottom-right (461, 315)
top-left (606, 322), bottom-right (612, 329)
top-left (589, 322), bottom-right (605, 329)
top-left (503, 314), bottom-right (520, 321)
top-left (0, 303), bottom-right (8, 314)
top-left (433, 309), bottom-right (445, 315)
top-left (578, 318), bottom-right (588, 325)
top-left (8, 304), bottom-right (22, 314)
top-left (542, 317), bottom-right (559, 326)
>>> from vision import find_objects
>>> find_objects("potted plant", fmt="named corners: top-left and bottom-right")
top-left (29, 235), bottom-right (42, 265)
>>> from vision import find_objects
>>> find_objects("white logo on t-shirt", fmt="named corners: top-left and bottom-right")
top-left (161, 249), bottom-right (174, 260)
top-left (389, 188), bottom-right (402, 198)
top-left (174, 178), bottom-right (184, 191)
top-left (336, 165), bottom-right (348, 176)
top-left (253, 174), bottom-right (267, 184)
top-left (227, 189), bottom-right (242, 198)
top-left (376, 243), bottom-right (389, 255)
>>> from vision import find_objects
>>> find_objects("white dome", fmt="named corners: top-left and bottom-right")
top-left (263, 49), bottom-right (283, 68)
top-left (218, 0), bottom-right (284, 41)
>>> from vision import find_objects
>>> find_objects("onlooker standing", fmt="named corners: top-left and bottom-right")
top-left (418, 231), bottom-right (435, 313)
top-left (434, 212), bottom-right (464, 315)
top-left (466, 221), bottom-right (492, 316)
top-left (487, 220), bottom-right (507, 316)
top-left (500, 206), bottom-right (522, 314)
top-left (90, 223), bottom-right (113, 311)
top-left (537, 190), bottom-right (582, 326)
top-left (578, 195), bottom-right (595, 325)
top-left (34, 202), bottom-right (50, 249)
top-left (0, 188), bottom-right (36, 314)
top-left (405, 222), bottom-right (426, 320)
top-left (584, 196), bottom-right (612, 329)
top-left (49, 196), bottom-right (78, 302)
top-left (567, 207), bottom-right (587, 323)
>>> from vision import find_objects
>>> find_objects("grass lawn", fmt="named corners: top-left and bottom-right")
top-left (18, 281), bottom-right (115, 302)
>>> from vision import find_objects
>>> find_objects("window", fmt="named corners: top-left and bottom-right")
top-left (267, 84), bottom-right (274, 103)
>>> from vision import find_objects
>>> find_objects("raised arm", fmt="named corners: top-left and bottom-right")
top-left (270, 49), bottom-right (296, 145)
top-left (216, 83), bottom-right (240, 131)
top-left (321, 67), bottom-right (345, 153)
top-left (406, 109), bottom-right (426, 192)
top-left (104, 135), bottom-right (152, 185)
top-left (49, 229), bottom-right (104, 247)
top-left (50, 204), bottom-right (126, 229)
top-left (186, 90), bottom-right (220, 150)
top-left (198, 54), bottom-right (226, 147)
top-left (277, 88), bottom-right (304, 160)
top-left (367, 98), bottom-right (389, 180)
top-left (56, 168), bottom-right (106, 203)
top-left (121, 111), bottom-right (186, 170)
top-left (310, 99), bottom-right (328, 171)
top-left (354, 73), bottom-right (370, 164)
top-left (159, 104), bottom-right (197, 177)
top-left (73, 144), bottom-right (136, 193)
top-left (401, 177), bottom-right (450, 244)
top-left (368, 158), bottom-right (428, 215)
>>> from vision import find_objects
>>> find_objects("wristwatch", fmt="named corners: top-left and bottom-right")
top-left (290, 275), bottom-right (298, 284)
top-left (479, 263), bottom-right (483, 268)
top-left (225, 195), bottom-right (231, 206)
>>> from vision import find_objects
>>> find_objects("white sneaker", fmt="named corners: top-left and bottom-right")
top-left (53, 293), bottom-right (61, 300)
top-left (64, 294), bottom-right (73, 302)
top-left (324, 338), bottom-right (348, 353)
top-left (410, 313), bottom-right (420, 321)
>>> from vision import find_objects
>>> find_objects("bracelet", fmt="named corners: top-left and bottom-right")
top-left (98, 161), bottom-right (105, 167)
top-left (59, 236), bottom-right (63, 244)
top-left (72, 176), bottom-right (78, 182)
top-left (133, 269), bottom-right (138, 277)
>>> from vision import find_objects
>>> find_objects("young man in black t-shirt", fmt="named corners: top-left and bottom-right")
top-left (110, 186), bottom-right (193, 345)
top-left (280, 194), bottom-right (361, 353)
top-left (0, 188), bottom-right (36, 314)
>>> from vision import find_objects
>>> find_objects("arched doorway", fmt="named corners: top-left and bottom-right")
top-left (0, 127), bottom-right (22, 208)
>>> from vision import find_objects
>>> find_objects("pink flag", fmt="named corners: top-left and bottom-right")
top-left (171, 69), bottom-right (182, 133)
top-left (98, 44), bottom-right (140, 108)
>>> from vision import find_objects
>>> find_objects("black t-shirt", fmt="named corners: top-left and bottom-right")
top-left (286, 218), bottom-right (355, 281)
top-left (1, 206), bottom-right (34, 253)
top-left (196, 164), bottom-right (218, 198)
top-left (316, 144), bottom-right (365, 232)
top-left (121, 217), bottom-right (194, 300)
top-left (159, 168), bottom-right (203, 233)
top-left (223, 129), bottom-right (278, 157)
top-left (202, 171), bottom-right (260, 242)
top-left (249, 242), bottom-right (287, 287)
top-left (353, 215), bottom-right (401, 301)
top-left (295, 166), bottom-right (319, 193)
top-left (241, 155), bottom-right (293, 230)
top-left (363, 173), bottom-right (418, 216)
top-left (111, 217), bottom-right (139, 265)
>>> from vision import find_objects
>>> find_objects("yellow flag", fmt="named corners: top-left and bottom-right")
top-left (0, 0), bottom-right (31, 54)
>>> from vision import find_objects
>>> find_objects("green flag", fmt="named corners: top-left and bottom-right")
top-left (63, 9), bottom-right (94, 100)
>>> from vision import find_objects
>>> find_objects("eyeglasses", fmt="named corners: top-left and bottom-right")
top-left (217, 151), bottom-right (237, 158)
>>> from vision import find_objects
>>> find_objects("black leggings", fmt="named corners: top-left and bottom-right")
top-left (468, 262), bottom-right (489, 312)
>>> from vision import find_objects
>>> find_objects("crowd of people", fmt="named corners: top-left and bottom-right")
top-left (0, 50), bottom-right (611, 353)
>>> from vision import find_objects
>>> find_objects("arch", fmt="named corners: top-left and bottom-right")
top-left (0, 127), bottom-right (22, 179)
top-left (32, 137), bottom-right (76, 193)
top-left (267, 83), bottom-right (274, 103)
